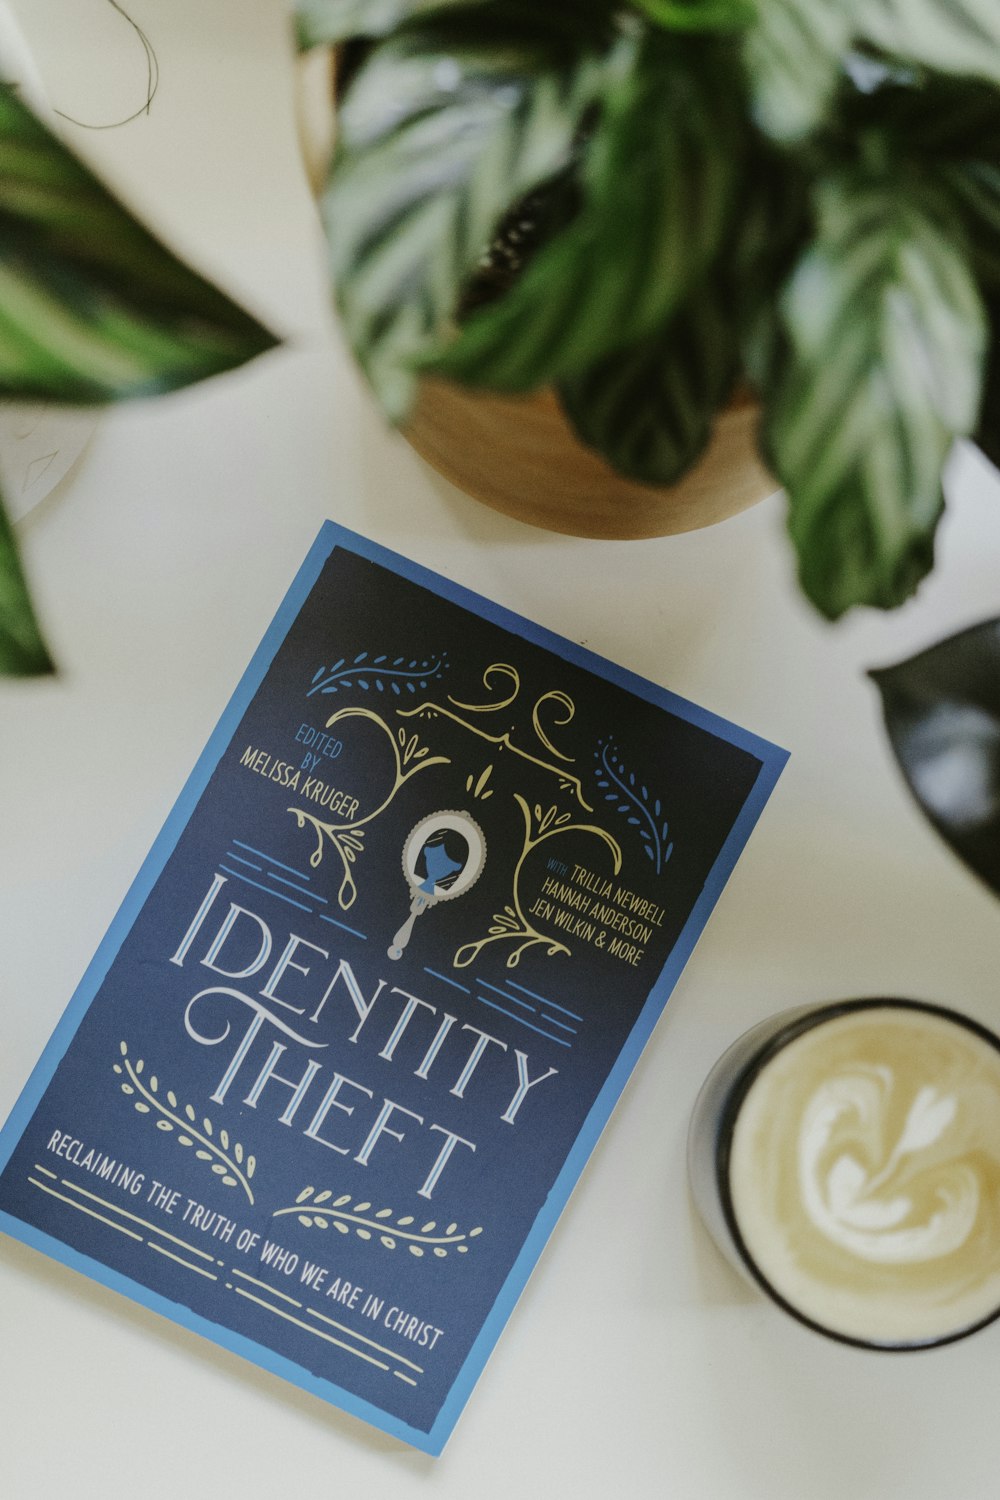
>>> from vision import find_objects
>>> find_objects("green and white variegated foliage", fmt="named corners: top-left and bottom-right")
top-left (297, 0), bottom-right (470, 49)
top-left (314, 0), bottom-right (1000, 619)
top-left (747, 0), bottom-right (1000, 141)
top-left (763, 174), bottom-right (987, 615)
top-left (429, 29), bottom-right (746, 390)
top-left (324, 10), bottom-right (617, 418)
top-left (0, 84), bottom-right (276, 676)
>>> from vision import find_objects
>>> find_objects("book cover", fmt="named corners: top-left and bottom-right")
top-left (0, 523), bottom-right (787, 1454)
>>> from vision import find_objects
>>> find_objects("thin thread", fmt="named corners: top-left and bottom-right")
top-left (55, 1), bottom-right (159, 131)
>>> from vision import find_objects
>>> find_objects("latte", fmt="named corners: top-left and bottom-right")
top-left (690, 1001), bottom-right (1000, 1347)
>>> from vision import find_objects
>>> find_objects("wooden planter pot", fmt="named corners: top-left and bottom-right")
top-left (300, 49), bottom-right (776, 542)
top-left (405, 378), bottom-right (776, 540)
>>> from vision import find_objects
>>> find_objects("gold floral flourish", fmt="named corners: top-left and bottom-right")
top-left (400, 663), bottom-right (594, 811)
top-left (273, 1186), bottom-right (483, 1259)
top-left (288, 707), bottom-right (449, 908)
top-left (114, 1042), bottom-right (256, 1203)
top-left (453, 793), bottom-right (622, 969)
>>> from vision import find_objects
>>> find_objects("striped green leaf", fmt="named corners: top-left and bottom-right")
top-left (0, 84), bottom-right (276, 404)
top-left (296, 0), bottom-right (471, 50)
top-left (764, 170), bottom-right (988, 619)
top-left (746, 2), bottom-right (1000, 143)
top-left (945, 162), bottom-right (1000, 292)
top-left (557, 277), bottom-right (738, 484)
top-left (428, 32), bottom-right (745, 391)
top-left (845, 76), bottom-right (1000, 288)
top-left (0, 492), bottom-right (53, 676)
top-left (859, 0), bottom-right (1000, 90)
top-left (325, 10), bottom-right (613, 418)
top-left (744, 0), bottom-right (851, 142)
top-left (633, 0), bottom-right (753, 32)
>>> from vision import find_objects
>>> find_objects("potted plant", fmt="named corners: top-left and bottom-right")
top-left (298, 0), bottom-right (1000, 619)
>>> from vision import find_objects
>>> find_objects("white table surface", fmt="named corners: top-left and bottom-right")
top-left (4, 4), bottom-right (1000, 1495)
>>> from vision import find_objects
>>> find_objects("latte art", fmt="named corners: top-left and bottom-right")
top-left (798, 1075), bottom-right (977, 1265)
top-left (727, 1006), bottom-right (1000, 1344)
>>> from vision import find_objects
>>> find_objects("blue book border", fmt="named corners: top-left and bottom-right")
top-left (0, 521), bottom-right (788, 1455)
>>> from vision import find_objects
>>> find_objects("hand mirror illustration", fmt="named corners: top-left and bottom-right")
top-left (387, 810), bottom-right (487, 960)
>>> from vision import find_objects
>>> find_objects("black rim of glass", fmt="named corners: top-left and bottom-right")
top-left (714, 997), bottom-right (1000, 1351)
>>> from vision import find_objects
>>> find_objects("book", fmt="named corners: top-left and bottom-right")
top-left (0, 523), bottom-right (787, 1454)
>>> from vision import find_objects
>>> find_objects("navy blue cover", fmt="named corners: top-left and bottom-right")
top-left (0, 524), bottom-right (787, 1453)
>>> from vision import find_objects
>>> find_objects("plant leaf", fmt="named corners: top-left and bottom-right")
top-left (634, 0), bottom-right (753, 32)
top-left (745, 2), bottom-right (1000, 144)
top-left (557, 273), bottom-right (738, 484)
top-left (297, 0), bottom-right (471, 49)
top-left (428, 29), bottom-right (745, 390)
top-left (0, 490), bottom-right (53, 676)
top-left (325, 7), bottom-right (613, 418)
top-left (845, 77), bottom-right (1000, 293)
top-left (762, 168), bottom-right (987, 619)
top-left (858, 1), bottom-right (1000, 91)
top-left (870, 616), bottom-right (1000, 895)
top-left (0, 84), bottom-right (276, 404)
top-left (743, 0), bottom-right (851, 142)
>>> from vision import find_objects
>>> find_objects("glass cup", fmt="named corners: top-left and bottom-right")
top-left (688, 998), bottom-right (1000, 1349)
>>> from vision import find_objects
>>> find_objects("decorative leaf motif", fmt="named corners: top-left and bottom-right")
top-left (308, 651), bottom-right (446, 697)
top-left (114, 1042), bottom-right (256, 1203)
top-left (763, 169), bottom-right (987, 619)
top-left (325, 6), bottom-right (616, 416)
top-left (271, 1188), bottom-right (482, 1257)
top-left (870, 616), bottom-right (1000, 896)
top-left (466, 762), bottom-right (496, 800)
top-left (593, 737), bottom-right (673, 873)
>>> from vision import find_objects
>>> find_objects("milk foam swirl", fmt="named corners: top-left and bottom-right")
top-left (724, 1005), bottom-right (1000, 1343)
top-left (797, 1069), bottom-right (978, 1264)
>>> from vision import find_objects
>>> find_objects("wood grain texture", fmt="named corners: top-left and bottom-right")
top-left (405, 379), bottom-right (777, 539)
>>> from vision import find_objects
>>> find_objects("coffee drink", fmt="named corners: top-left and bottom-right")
top-left (688, 1000), bottom-right (1000, 1347)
